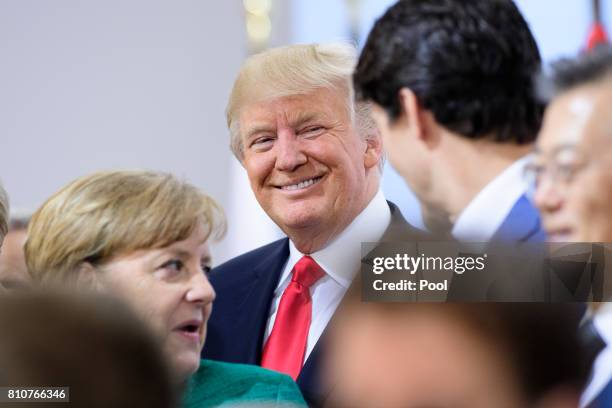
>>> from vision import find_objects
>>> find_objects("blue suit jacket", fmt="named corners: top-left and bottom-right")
top-left (203, 202), bottom-right (423, 406)
top-left (588, 379), bottom-right (612, 408)
top-left (491, 194), bottom-right (545, 243)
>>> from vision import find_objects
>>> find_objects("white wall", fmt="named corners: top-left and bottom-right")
top-left (0, 0), bottom-right (253, 263)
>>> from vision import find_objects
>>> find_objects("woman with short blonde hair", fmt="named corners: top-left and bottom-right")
top-left (25, 170), bottom-right (305, 408)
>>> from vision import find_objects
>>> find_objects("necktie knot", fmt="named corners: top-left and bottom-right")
top-left (291, 256), bottom-right (325, 289)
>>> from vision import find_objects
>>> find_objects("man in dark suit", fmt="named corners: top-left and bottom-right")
top-left (353, 0), bottom-right (545, 243)
top-left (203, 43), bottom-right (422, 405)
top-left (530, 46), bottom-right (612, 408)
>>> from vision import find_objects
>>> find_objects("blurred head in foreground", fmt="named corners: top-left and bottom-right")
top-left (0, 211), bottom-right (32, 290)
top-left (531, 46), bottom-right (612, 242)
top-left (325, 301), bottom-right (587, 408)
top-left (0, 290), bottom-right (175, 408)
top-left (25, 170), bottom-right (226, 382)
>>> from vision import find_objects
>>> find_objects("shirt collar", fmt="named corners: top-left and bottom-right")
top-left (281, 189), bottom-right (391, 289)
top-left (452, 156), bottom-right (529, 241)
top-left (594, 303), bottom-right (612, 346)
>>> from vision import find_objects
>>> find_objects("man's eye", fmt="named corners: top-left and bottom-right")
top-left (556, 163), bottom-right (578, 181)
top-left (251, 137), bottom-right (274, 147)
top-left (201, 263), bottom-right (212, 276)
top-left (300, 126), bottom-right (325, 136)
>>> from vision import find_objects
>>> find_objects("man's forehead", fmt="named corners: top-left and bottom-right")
top-left (538, 85), bottom-right (607, 152)
top-left (240, 92), bottom-right (344, 131)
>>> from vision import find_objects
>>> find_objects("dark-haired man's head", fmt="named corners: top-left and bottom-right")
top-left (354, 0), bottom-right (543, 234)
top-left (531, 46), bottom-right (612, 243)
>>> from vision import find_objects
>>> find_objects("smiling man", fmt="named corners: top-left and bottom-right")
top-left (203, 43), bottom-right (422, 405)
top-left (531, 48), bottom-right (612, 244)
top-left (531, 47), bottom-right (612, 408)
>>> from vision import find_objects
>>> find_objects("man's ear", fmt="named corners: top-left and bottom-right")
top-left (398, 87), bottom-right (436, 147)
top-left (363, 129), bottom-right (383, 170)
top-left (75, 262), bottom-right (103, 291)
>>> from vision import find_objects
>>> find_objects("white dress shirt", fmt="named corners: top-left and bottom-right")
top-left (581, 303), bottom-right (612, 407)
top-left (452, 156), bottom-right (530, 241)
top-left (263, 189), bottom-right (391, 362)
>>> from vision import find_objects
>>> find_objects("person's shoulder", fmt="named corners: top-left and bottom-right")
top-left (209, 238), bottom-right (289, 284)
top-left (212, 238), bottom-right (288, 274)
top-left (383, 200), bottom-right (430, 242)
top-left (185, 359), bottom-right (306, 407)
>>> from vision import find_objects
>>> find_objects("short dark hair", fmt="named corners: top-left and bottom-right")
top-left (538, 45), bottom-right (612, 101)
top-left (354, 0), bottom-right (543, 144)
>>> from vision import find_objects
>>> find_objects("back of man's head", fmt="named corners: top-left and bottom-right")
top-left (354, 0), bottom-right (543, 144)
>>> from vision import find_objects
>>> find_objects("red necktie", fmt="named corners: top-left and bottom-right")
top-left (261, 256), bottom-right (325, 380)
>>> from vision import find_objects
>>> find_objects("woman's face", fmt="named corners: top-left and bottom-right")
top-left (94, 223), bottom-right (215, 380)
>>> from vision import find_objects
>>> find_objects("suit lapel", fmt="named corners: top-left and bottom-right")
top-left (229, 239), bottom-right (290, 364)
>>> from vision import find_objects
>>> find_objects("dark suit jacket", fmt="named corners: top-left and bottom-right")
top-left (203, 202), bottom-right (423, 406)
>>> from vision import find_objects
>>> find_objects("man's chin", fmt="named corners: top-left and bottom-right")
top-left (271, 206), bottom-right (326, 231)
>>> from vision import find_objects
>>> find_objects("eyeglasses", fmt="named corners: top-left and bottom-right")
top-left (522, 148), bottom-right (589, 199)
top-left (523, 160), bottom-right (588, 187)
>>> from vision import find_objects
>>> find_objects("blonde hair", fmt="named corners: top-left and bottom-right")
top-left (0, 181), bottom-right (8, 244)
top-left (25, 170), bottom-right (226, 285)
top-left (226, 42), bottom-right (377, 160)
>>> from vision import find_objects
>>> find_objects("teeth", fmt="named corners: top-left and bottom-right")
top-left (282, 177), bottom-right (320, 191)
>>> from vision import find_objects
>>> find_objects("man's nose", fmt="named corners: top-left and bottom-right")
top-left (275, 130), bottom-right (307, 171)
top-left (533, 176), bottom-right (564, 214)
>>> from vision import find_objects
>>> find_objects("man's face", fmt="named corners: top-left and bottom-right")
top-left (239, 87), bottom-right (379, 244)
top-left (533, 83), bottom-right (612, 242)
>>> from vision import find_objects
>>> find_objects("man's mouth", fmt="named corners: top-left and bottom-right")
top-left (278, 176), bottom-right (323, 191)
top-left (547, 227), bottom-right (574, 242)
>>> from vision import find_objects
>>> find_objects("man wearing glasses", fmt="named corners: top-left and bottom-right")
top-left (530, 46), bottom-right (612, 408)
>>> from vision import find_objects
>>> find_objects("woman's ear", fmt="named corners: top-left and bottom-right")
top-left (75, 262), bottom-right (103, 291)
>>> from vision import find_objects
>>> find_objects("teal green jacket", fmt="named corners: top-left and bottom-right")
top-left (183, 359), bottom-right (307, 408)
